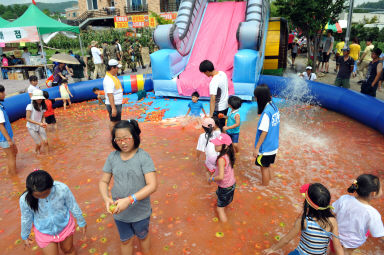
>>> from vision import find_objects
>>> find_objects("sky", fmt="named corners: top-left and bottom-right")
top-left (0, 0), bottom-right (75, 5)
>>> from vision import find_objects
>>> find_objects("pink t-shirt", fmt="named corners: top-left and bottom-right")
top-left (214, 155), bottom-right (235, 188)
top-left (2, 57), bottom-right (8, 67)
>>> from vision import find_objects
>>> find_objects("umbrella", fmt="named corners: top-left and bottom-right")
top-left (324, 22), bottom-right (342, 33)
top-left (49, 53), bottom-right (79, 65)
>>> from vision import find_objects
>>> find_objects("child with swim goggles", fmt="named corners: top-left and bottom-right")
top-left (263, 183), bottom-right (344, 255)
top-left (330, 174), bottom-right (384, 255)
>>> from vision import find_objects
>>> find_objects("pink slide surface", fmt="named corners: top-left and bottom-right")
top-left (177, 2), bottom-right (246, 97)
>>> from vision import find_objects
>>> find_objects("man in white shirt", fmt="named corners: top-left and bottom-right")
top-left (103, 59), bottom-right (123, 129)
top-left (91, 41), bottom-right (105, 80)
top-left (199, 60), bottom-right (229, 129)
top-left (299, 66), bottom-right (317, 81)
top-left (22, 47), bottom-right (31, 65)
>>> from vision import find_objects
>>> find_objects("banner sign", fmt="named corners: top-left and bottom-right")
top-left (160, 12), bottom-right (177, 21)
top-left (0, 26), bottom-right (39, 43)
top-left (114, 15), bottom-right (157, 29)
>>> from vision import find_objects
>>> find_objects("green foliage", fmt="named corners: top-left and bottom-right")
top-left (150, 11), bottom-right (173, 25)
top-left (270, 1), bottom-right (279, 17)
top-left (47, 28), bottom-right (155, 52)
top-left (355, 0), bottom-right (384, 13)
top-left (0, 4), bottom-right (28, 20)
top-left (333, 23), bottom-right (384, 43)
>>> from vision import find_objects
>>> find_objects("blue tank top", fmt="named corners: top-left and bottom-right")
top-left (254, 102), bottom-right (280, 153)
top-left (297, 217), bottom-right (335, 255)
top-left (0, 103), bottom-right (13, 142)
top-left (226, 109), bottom-right (240, 134)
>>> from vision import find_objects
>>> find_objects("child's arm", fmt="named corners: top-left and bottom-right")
top-left (63, 184), bottom-right (87, 238)
top-left (202, 107), bottom-right (207, 116)
top-left (223, 114), bottom-right (240, 132)
top-left (66, 86), bottom-right (73, 97)
top-left (115, 171), bottom-right (157, 214)
top-left (185, 108), bottom-right (191, 117)
top-left (19, 198), bottom-right (34, 244)
top-left (26, 110), bottom-right (45, 127)
top-left (254, 131), bottom-right (267, 158)
top-left (209, 157), bottom-right (225, 182)
top-left (330, 218), bottom-right (345, 255)
top-left (263, 217), bottom-right (301, 254)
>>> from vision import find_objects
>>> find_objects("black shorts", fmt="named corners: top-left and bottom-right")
top-left (216, 184), bottom-right (236, 207)
top-left (106, 104), bottom-right (122, 122)
top-left (288, 43), bottom-right (292, 50)
top-left (255, 154), bottom-right (276, 168)
top-left (291, 52), bottom-right (297, 59)
top-left (45, 115), bottom-right (56, 124)
top-left (322, 52), bottom-right (330, 62)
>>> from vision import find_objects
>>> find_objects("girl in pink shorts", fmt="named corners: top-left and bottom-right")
top-left (19, 170), bottom-right (87, 254)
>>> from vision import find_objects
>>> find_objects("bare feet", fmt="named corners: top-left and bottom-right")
top-left (217, 207), bottom-right (228, 222)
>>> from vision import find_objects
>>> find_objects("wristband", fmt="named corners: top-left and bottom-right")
top-left (211, 176), bottom-right (215, 182)
top-left (131, 194), bottom-right (137, 204)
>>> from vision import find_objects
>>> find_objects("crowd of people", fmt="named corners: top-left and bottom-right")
top-left (0, 56), bottom-right (382, 255)
top-left (292, 30), bottom-right (383, 98)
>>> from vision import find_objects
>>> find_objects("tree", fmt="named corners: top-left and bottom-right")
top-left (274, 0), bottom-right (346, 69)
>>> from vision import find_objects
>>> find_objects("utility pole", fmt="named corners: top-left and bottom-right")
top-left (345, 0), bottom-right (354, 45)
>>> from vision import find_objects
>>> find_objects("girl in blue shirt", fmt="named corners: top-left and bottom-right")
top-left (20, 170), bottom-right (86, 254)
top-left (253, 84), bottom-right (280, 186)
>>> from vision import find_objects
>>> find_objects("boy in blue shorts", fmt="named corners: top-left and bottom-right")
top-left (185, 91), bottom-right (207, 117)
top-left (223, 96), bottom-right (242, 153)
top-left (0, 85), bottom-right (18, 175)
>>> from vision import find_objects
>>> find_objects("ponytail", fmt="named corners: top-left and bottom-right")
top-left (347, 174), bottom-right (380, 198)
top-left (216, 144), bottom-right (235, 167)
top-left (203, 126), bottom-right (214, 147)
top-left (22, 170), bottom-right (54, 212)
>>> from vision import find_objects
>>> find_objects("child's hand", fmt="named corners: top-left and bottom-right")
top-left (79, 225), bottom-right (87, 241)
top-left (262, 248), bottom-right (276, 255)
top-left (222, 126), bottom-right (228, 132)
top-left (114, 197), bottom-right (131, 214)
top-left (23, 237), bottom-right (33, 249)
top-left (40, 123), bottom-right (47, 128)
top-left (104, 197), bottom-right (115, 214)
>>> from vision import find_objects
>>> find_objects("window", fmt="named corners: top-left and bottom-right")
top-left (73, 12), bottom-right (77, 17)
top-left (87, 0), bottom-right (98, 10)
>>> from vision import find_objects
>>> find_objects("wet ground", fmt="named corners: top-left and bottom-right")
top-left (0, 94), bottom-right (383, 255)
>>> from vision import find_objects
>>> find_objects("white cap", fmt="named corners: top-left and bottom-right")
top-left (108, 59), bottom-right (122, 68)
top-left (31, 90), bottom-right (45, 100)
top-left (306, 66), bottom-right (312, 70)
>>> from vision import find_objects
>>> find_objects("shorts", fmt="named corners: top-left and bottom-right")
top-left (288, 250), bottom-right (300, 255)
top-left (0, 138), bottom-right (13, 149)
top-left (34, 213), bottom-right (75, 248)
top-left (291, 52), bottom-right (297, 59)
top-left (106, 104), bottom-right (122, 122)
top-left (114, 217), bottom-right (150, 242)
top-left (255, 154), bottom-right (276, 167)
top-left (227, 133), bottom-right (239, 143)
top-left (322, 52), bottom-right (330, 62)
top-left (45, 115), bottom-right (56, 124)
top-left (216, 183), bottom-right (236, 208)
top-left (288, 43), bottom-right (292, 50)
top-left (335, 77), bottom-right (350, 89)
top-left (28, 127), bottom-right (48, 145)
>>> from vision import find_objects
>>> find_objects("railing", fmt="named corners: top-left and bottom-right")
top-left (125, 4), bottom-right (148, 13)
top-left (160, 2), bottom-right (180, 12)
top-left (67, 8), bottom-right (121, 26)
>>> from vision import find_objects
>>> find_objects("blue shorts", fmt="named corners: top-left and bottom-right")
top-left (0, 139), bottom-right (13, 149)
top-left (227, 133), bottom-right (239, 143)
top-left (114, 217), bottom-right (150, 242)
top-left (288, 249), bottom-right (300, 255)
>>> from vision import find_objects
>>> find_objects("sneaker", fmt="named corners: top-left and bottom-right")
top-left (142, 66), bottom-right (146, 69)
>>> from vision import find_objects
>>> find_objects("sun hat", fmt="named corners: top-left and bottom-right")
top-left (306, 66), bottom-right (312, 70)
top-left (202, 118), bottom-right (215, 128)
top-left (31, 90), bottom-right (45, 100)
top-left (91, 40), bottom-right (98, 47)
top-left (211, 133), bottom-right (232, 146)
top-left (108, 59), bottom-right (122, 68)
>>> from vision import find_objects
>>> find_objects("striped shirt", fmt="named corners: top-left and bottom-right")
top-left (297, 217), bottom-right (335, 254)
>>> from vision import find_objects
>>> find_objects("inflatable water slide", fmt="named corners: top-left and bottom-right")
top-left (151, 0), bottom-right (285, 100)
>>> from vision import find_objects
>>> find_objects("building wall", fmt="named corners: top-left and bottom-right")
top-left (66, 8), bottom-right (79, 20)
top-left (339, 12), bottom-right (384, 24)
top-left (77, 0), bottom-right (162, 16)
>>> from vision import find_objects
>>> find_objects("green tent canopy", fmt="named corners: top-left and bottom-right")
top-left (5, 4), bottom-right (79, 35)
top-left (0, 17), bottom-right (10, 28)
